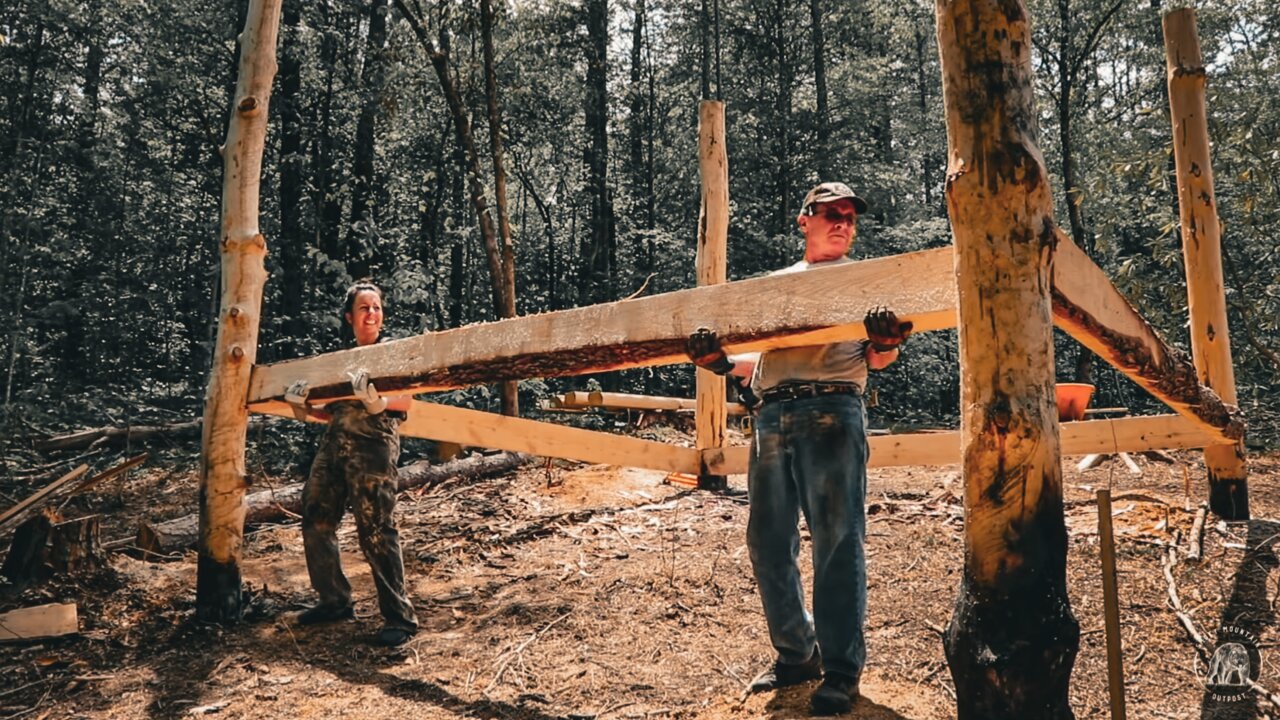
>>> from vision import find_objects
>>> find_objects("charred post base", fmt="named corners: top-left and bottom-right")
top-left (195, 556), bottom-right (243, 624)
top-left (944, 579), bottom-right (1080, 720)
top-left (1208, 475), bottom-right (1249, 521)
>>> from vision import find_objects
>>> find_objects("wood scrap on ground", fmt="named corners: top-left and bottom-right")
top-left (134, 451), bottom-right (528, 554)
top-left (0, 465), bottom-right (90, 536)
top-left (0, 603), bottom-right (78, 643)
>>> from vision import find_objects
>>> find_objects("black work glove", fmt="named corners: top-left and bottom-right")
top-left (864, 307), bottom-right (914, 353)
top-left (686, 327), bottom-right (736, 376)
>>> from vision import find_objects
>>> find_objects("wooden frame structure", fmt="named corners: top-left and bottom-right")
top-left (197, 1), bottom-right (1245, 712)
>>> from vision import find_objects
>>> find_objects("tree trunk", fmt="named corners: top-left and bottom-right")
top-left (1163, 9), bottom-right (1248, 520)
top-left (809, 0), bottom-right (829, 149)
top-left (276, 0), bottom-right (306, 358)
top-left (772, 0), bottom-right (792, 236)
top-left (481, 0), bottom-right (519, 417)
top-left (934, 1), bottom-right (1079, 717)
top-left (315, 0), bottom-right (344, 262)
top-left (346, 0), bottom-right (390, 280)
top-left (699, 0), bottom-right (711, 99)
top-left (581, 0), bottom-right (615, 307)
top-left (695, 101), bottom-right (729, 490)
top-left (196, 0), bottom-right (282, 624)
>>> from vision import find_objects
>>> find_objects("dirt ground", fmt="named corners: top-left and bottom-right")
top-left (3, 435), bottom-right (1280, 720)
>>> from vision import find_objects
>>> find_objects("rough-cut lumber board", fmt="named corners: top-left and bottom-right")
top-left (136, 451), bottom-right (527, 554)
top-left (704, 414), bottom-right (1217, 475)
top-left (0, 603), bottom-right (78, 643)
top-left (935, 0), bottom-right (1077, 712)
top-left (1052, 232), bottom-right (1243, 443)
top-left (69, 453), bottom-right (149, 498)
top-left (695, 100), bottom-right (729, 485)
top-left (1165, 8), bottom-right (1248, 520)
top-left (247, 245), bottom-right (959, 404)
top-left (197, 0), bottom-right (283, 624)
top-left (559, 391), bottom-right (747, 416)
top-left (254, 398), bottom-right (699, 474)
top-left (0, 465), bottom-right (89, 537)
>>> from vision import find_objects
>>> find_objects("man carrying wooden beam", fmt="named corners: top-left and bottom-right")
top-left (688, 182), bottom-right (912, 715)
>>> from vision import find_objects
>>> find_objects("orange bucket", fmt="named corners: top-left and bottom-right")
top-left (1056, 383), bottom-right (1095, 422)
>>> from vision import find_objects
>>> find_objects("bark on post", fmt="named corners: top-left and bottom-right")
top-left (695, 100), bottom-right (728, 490)
top-left (1163, 9), bottom-right (1248, 520)
top-left (196, 0), bottom-right (282, 623)
top-left (934, 1), bottom-right (1079, 717)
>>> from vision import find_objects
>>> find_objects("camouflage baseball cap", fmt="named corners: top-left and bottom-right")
top-left (801, 182), bottom-right (868, 215)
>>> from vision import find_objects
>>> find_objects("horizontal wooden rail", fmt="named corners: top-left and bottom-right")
top-left (252, 399), bottom-right (701, 475)
top-left (557, 391), bottom-right (748, 416)
top-left (702, 414), bottom-right (1220, 475)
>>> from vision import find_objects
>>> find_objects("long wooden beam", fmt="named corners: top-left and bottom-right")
top-left (1051, 231), bottom-right (1243, 443)
top-left (248, 246), bottom-right (958, 403)
top-left (703, 414), bottom-right (1219, 475)
top-left (695, 100), bottom-right (730, 487)
top-left (248, 239), bottom-right (1241, 445)
top-left (253, 400), bottom-right (701, 475)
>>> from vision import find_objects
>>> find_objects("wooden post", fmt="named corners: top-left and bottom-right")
top-left (695, 100), bottom-right (729, 490)
top-left (196, 0), bottom-right (282, 623)
top-left (1163, 9), bottom-right (1249, 520)
top-left (934, 1), bottom-right (1079, 717)
top-left (1096, 490), bottom-right (1127, 720)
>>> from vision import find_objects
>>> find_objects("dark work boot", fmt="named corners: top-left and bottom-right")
top-left (810, 672), bottom-right (859, 716)
top-left (748, 649), bottom-right (823, 693)
top-left (375, 626), bottom-right (415, 647)
top-left (297, 604), bottom-right (355, 626)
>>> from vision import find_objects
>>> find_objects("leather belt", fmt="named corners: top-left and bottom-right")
top-left (760, 382), bottom-right (862, 404)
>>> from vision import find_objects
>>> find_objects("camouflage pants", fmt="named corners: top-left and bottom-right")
top-left (302, 403), bottom-right (418, 631)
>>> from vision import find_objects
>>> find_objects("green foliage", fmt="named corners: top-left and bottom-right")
top-left (0, 0), bottom-right (1276, 446)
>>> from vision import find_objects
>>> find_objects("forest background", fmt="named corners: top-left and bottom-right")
top-left (1, 0), bottom-right (1278, 455)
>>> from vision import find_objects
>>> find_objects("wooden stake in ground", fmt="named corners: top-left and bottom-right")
top-left (1096, 490), bottom-right (1127, 720)
top-left (695, 100), bottom-right (728, 490)
top-left (196, 0), bottom-right (283, 623)
top-left (934, 0), bottom-right (1079, 717)
top-left (1163, 9), bottom-right (1249, 520)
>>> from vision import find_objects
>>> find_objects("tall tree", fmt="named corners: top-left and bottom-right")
top-left (346, 0), bottom-right (391, 280)
top-left (581, 0), bottom-right (616, 306)
top-left (481, 0), bottom-right (519, 416)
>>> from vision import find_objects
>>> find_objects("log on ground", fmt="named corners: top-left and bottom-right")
top-left (136, 451), bottom-right (527, 555)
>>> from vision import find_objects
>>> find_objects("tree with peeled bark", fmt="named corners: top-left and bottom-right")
top-left (197, 0), bottom-right (283, 623)
top-left (1163, 8), bottom-right (1249, 520)
top-left (934, 0), bottom-right (1079, 716)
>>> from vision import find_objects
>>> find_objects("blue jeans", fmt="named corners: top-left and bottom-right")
top-left (747, 393), bottom-right (868, 679)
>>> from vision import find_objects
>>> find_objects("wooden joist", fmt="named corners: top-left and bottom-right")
top-left (703, 414), bottom-right (1218, 476)
top-left (253, 399), bottom-right (701, 475)
top-left (1051, 232), bottom-right (1244, 443)
top-left (558, 391), bottom-right (747, 416)
top-left (247, 245), bottom-right (959, 404)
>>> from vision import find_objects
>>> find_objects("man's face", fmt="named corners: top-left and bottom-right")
top-left (798, 198), bottom-right (858, 263)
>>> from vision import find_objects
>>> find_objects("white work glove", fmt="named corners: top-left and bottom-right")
top-left (349, 370), bottom-right (388, 415)
top-left (284, 380), bottom-right (311, 422)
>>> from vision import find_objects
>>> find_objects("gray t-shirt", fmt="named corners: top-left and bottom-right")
top-left (750, 257), bottom-right (868, 394)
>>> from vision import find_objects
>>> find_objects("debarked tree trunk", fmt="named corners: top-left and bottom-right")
top-left (933, 0), bottom-right (1079, 717)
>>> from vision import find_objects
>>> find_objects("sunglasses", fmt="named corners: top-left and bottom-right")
top-left (806, 205), bottom-right (857, 224)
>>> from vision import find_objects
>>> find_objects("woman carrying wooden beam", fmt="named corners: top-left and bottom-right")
top-left (289, 283), bottom-right (419, 647)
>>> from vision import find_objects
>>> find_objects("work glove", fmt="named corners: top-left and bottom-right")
top-left (349, 370), bottom-right (388, 415)
top-left (686, 327), bottom-right (736, 376)
top-left (864, 307), bottom-right (913, 353)
top-left (284, 380), bottom-right (311, 422)
top-left (729, 375), bottom-right (761, 414)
